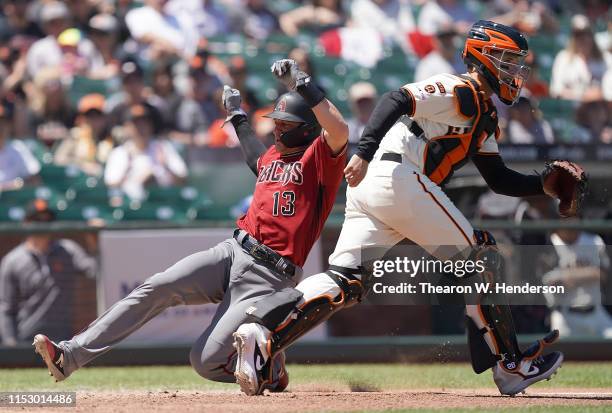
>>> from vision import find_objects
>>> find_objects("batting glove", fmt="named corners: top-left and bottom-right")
top-left (222, 85), bottom-right (246, 124)
top-left (271, 59), bottom-right (325, 107)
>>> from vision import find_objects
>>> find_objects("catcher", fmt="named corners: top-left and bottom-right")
top-left (232, 20), bottom-right (587, 396)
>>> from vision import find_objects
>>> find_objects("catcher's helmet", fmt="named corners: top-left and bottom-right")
top-left (462, 20), bottom-right (530, 105)
top-left (264, 92), bottom-right (321, 148)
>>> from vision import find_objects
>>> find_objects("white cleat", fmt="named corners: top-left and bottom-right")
top-left (33, 334), bottom-right (66, 382)
top-left (232, 323), bottom-right (271, 396)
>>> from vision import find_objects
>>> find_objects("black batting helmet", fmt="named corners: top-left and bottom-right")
top-left (264, 92), bottom-right (321, 148)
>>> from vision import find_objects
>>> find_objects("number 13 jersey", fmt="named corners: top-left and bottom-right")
top-left (237, 136), bottom-right (347, 267)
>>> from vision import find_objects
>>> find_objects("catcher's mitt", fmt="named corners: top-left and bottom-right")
top-left (541, 160), bottom-right (588, 218)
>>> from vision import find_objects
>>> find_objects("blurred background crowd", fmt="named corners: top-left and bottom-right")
top-left (0, 0), bottom-right (609, 208)
top-left (0, 0), bottom-right (611, 345)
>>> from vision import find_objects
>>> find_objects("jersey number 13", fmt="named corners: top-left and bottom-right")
top-left (272, 191), bottom-right (296, 216)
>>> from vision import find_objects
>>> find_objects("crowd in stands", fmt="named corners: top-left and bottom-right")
top-left (0, 0), bottom-right (608, 206)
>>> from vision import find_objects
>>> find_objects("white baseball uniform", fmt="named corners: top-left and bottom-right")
top-left (331, 73), bottom-right (498, 269)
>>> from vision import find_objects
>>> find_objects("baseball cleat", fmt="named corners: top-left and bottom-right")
top-left (233, 323), bottom-right (271, 396)
top-left (493, 351), bottom-right (563, 396)
top-left (266, 351), bottom-right (289, 393)
top-left (33, 334), bottom-right (66, 382)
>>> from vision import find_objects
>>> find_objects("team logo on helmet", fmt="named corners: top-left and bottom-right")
top-left (276, 98), bottom-right (287, 113)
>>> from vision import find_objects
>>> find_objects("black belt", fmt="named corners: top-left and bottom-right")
top-left (381, 153), bottom-right (402, 163)
top-left (233, 229), bottom-right (296, 278)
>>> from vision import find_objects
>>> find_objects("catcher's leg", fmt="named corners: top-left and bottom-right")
top-left (233, 269), bottom-right (365, 395)
top-left (465, 230), bottom-right (563, 395)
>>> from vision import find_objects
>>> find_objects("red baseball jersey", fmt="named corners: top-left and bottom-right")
top-left (237, 136), bottom-right (347, 267)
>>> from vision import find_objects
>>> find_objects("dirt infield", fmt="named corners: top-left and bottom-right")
top-left (17, 388), bottom-right (612, 413)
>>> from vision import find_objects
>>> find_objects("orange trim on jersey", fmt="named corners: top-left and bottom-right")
top-left (414, 172), bottom-right (473, 246)
top-left (400, 87), bottom-right (416, 117)
top-left (421, 79), bottom-right (482, 185)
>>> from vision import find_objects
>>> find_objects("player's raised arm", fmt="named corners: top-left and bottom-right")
top-left (271, 59), bottom-right (348, 155)
top-left (222, 85), bottom-right (266, 176)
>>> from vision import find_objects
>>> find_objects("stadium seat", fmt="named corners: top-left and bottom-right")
top-left (68, 76), bottom-right (110, 107)
top-left (538, 98), bottom-right (577, 120)
top-left (39, 164), bottom-right (90, 191)
top-left (145, 185), bottom-right (208, 207)
top-left (0, 204), bottom-right (26, 221)
top-left (22, 138), bottom-right (53, 164)
top-left (54, 203), bottom-right (119, 222)
top-left (0, 185), bottom-right (58, 205)
top-left (119, 204), bottom-right (189, 222)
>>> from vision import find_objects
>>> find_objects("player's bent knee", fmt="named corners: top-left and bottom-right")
top-left (189, 345), bottom-right (234, 382)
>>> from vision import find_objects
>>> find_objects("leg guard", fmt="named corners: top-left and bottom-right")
top-left (245, 269), bottom-right (364, 357)
top-left (465, 230), bottom-right (561, 374)
top-left (466, 230), bottom-right (522, 373)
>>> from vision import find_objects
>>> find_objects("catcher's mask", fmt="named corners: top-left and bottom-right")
top-left (462, 20), bottom-right (530, 105)
top-left (264, 92), bottom-right (321, 148)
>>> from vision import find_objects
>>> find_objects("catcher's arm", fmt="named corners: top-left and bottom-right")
top-left (345, 89), bottom-right (415, 187)
top-left (472, 153), bottom-right (544, 197)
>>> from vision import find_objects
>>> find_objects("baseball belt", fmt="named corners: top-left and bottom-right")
top-left (233, 229), bottom-right (297, 279)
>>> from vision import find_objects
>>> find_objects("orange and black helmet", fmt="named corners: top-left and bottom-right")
top-left (462, 20), bottom-right (530, 105)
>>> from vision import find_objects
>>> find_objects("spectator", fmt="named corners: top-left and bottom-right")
top-left (54, 94), bottom-right (114, 176)
top-left (0, 0), bottom-right (43, 39)
top-left (151, 62), bottom-right (182, 132)
top-left (0, 102), bottom-right (40, 191)
top-left (125, 0), bottom-right (199, 61)
top-left (227, 0), bottom-right (279, 41)
top-left (542, 227), bottom-right (612, 338)
top-left (595, 13), bottom-right (611, 54)
top-left (56, 28), bottom-right (92, 77)
top-left (0, 199), bottom-right (97, 346)
top-left (414, 25), bottom-right (462, 82)
top-left (523, 52), bottom-right (549, 98)
top-left (347, 82), bottom-right (377, 144)
top-left (550, 15), bottom-right (612, 101)
top-left (487, 0), bottom-right (559, 35)
top-left (104, 104), bottom-right (187, 201)
top-left (280, 0), bottom-right (346, 37)
top-left (65, 0), bottom-right (99, 32)
top-left (25, 1), bottom-right (98, 79)
top-left (189, 53), bottom-right (223, 127)
top-left (87, 13), bottom-right (122, 79)
top-left (228, 56), bottom-right (260, 113)
top-left (25, 67), bottom-right (74, 147)
top-left (506, 96), bottom-right (554, 144)
top-left (350, 0), bottom-right (415, 43)
top-left (166, 0), bottom-right (229, 39)
top-left (0, 36), bottom-right (33, 138)
top-left (204, 87), bottom-right (240, 148)
top-left (417, 0), bottom-right (475, 36)
top-left (106, 60), bottom-right (164, 132)
top-left (575, 99), bottom-right (612, 143)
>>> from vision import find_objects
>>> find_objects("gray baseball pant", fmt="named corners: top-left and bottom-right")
top-left (58, 236), bottom-right (298, 382)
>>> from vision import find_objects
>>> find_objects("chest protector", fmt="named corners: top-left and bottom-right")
top-left (419, 75), bottom-right (499, 186)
